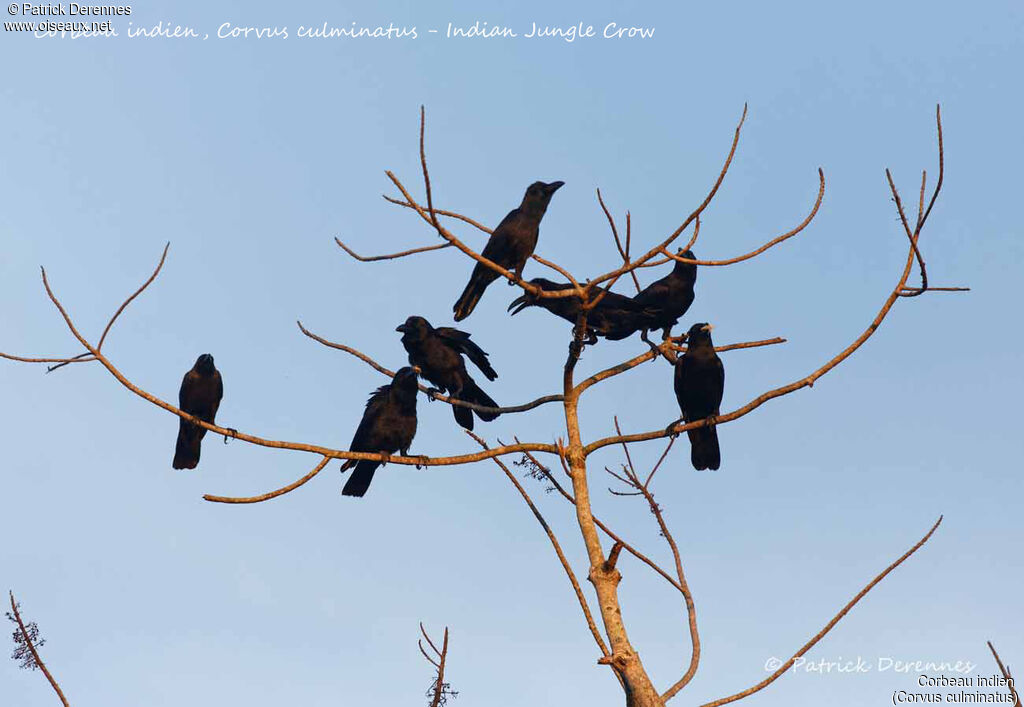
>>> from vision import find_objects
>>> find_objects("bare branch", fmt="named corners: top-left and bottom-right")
top-left (335, 236), bottom-right (452, 262)
top-left (516, 447), bottom-right (687, 595)
top-left (597, 189), bottom-right (641, 293)
top-left (656, 168), bottom-right (825, 267)
top-left (987, 642), bottom-right (1021, 707)
top-left (8, 593), bottom-right (69, 707)
top-left (586, 104), bottom-right (748, 289)
top-left (384, 195), bottom-right (493, 235)
top-left (575, 337), bottom-right (786, 397)
top-left (606, 421), bottom-right (700, 701)
top-left (96, 242), bottom-right (169, 351)
top-left (5, 243), bottom-right (170, 373)
top-left (203, 456), bottom-right (331, 504)
top-left (0, 351), bottom-right (95, 366)
top-left (419, 624), bottom-right (456, 707)
top-left (469, 432), bottom-right (612, 659)
top-left (699, 516), bottom-right (943, 707)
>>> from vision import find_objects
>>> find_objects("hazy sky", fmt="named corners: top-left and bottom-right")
top-left (2, 1), bottom-right (1021, 706)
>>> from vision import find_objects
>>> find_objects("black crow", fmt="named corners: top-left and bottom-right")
top-left (673, 323), bottom-right (724, 471)
top-left (453, 180), bottom-right (564, 321)
top-left (632, 249), bottom-right (698, 339)
top-left (172, 353), bottom-right (223, 470)
top-left (341, 366), bottom-right (420, 497)
top-left (508, 278), bottom-right (657, 342)
top-left (396, 316), bottom-right (499, 431)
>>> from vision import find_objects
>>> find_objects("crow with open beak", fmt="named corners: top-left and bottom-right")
top-left (508, 278), bottom-right (659, 343)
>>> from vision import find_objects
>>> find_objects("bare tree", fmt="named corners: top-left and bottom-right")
top-left (2, 106), bottom-right (967, 706)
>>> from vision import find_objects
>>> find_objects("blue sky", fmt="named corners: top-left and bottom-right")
top-left (2, 1), bottom-right (1021, 705)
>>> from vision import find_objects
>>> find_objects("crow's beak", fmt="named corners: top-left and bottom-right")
top-left (411, 366), bottom-right (422, 375)
top-left (546, 181), bottom-right (565, 194)
top-left (396, 324), bottom-right (409, 333)
top-left (508, 294), bottom-right (530, 315)
top-left (701, 323), bottom-right (714, 332)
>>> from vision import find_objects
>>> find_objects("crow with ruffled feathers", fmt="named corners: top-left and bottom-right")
top-left (673, 323), bottom-right (724, 471)
top-left (341, 366), bottom-right (421, 497)
top-left (452, 180), bottom-right (564, 321)
top-left (172, 353), bottom-right (223, 470)
top-left (396, 315), bottom-right (499, 431)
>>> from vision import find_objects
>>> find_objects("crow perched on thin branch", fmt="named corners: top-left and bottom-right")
top-left (508, 278), bottom-right (658, 343)
top-left (452, 180), bottom-right (564, 321)
top-left (673, 323), bottom-right (724, 471)
top-left (172, 353), bottom-right (223, 470)
top-left (632, 249), bottom-right (698, 339)
top-left (341, 366), bottom-right (420, 497)
top-left (397, 316), bottom-right (499, 431)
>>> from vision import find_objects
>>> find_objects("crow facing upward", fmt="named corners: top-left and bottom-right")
top-left (632, 249), bottom-right (698, 339)
top-left (508, 278), bottom-right (659, 343)
top-left (341, 366), bottom-right (421, 497)
top-left (172, 353), bottom-right (223, 470)
top-left (396, 316), bottom-right (499, 431)
top-left (452, 180), bottom-right (564, 321)
top-left (673, 323), bottom-right (724, 471)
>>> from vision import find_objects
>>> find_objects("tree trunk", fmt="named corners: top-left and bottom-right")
top-left (563, 390), bottom-right (665, 707)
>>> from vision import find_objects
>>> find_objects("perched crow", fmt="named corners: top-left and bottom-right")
top-left (632, 249), bottom-right (698, 339)
top-left (341, 366), bottom-right (420, 497)
top-left (172, 353), bottom-right (223, 470)
top-left (673, 323), bottom-right (724, 471)
top-left (453, 180), bottom-right (564, 321)
top-left (508, 278), bottom-right (657, 342)
top-left (396, 316), bottom-right (499, 431)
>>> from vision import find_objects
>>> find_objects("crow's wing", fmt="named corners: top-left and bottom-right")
top-left (436, 327), bottom-right (498, 380)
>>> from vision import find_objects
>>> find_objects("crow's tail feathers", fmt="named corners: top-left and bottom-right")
top-left (463, 378), bottom-right (500, 422)
top-left (341, 460), bottom-right (380, 497)
top-left (172, 420), bottom-right (202, 470)
top-left (451, 403), bottom-right (474, 431)
top-left (453, 266), bottom-right (497, 322)
top-left (687, 426), bottom-right (720, 471)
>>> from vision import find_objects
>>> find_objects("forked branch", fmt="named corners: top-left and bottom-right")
top-left (419, 624), bottom-right (456, 707)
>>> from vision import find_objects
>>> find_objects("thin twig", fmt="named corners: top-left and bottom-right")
top-left (586, 104), bottom-right (748, 289)
top-left (699, 516), bottom-right (943, 707)
top-left (597, 189), bottom-right (641, 293)
top-left (575, 337), bottom-right (786, 397)
top-left (335, 237), bottom-right (451, 262)
top-left (656, 169), bottom-right (825, 267)
top-left (518, 447), bottom-right (686, 595)
top-left (203, 456), bottom-right (331, 504)
top-left (468, 431), bottom-right (612, 660)
top-left (607, 420), bottom-right (700, 701)
top-left (987, 642), bottom-right (1021, 707)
